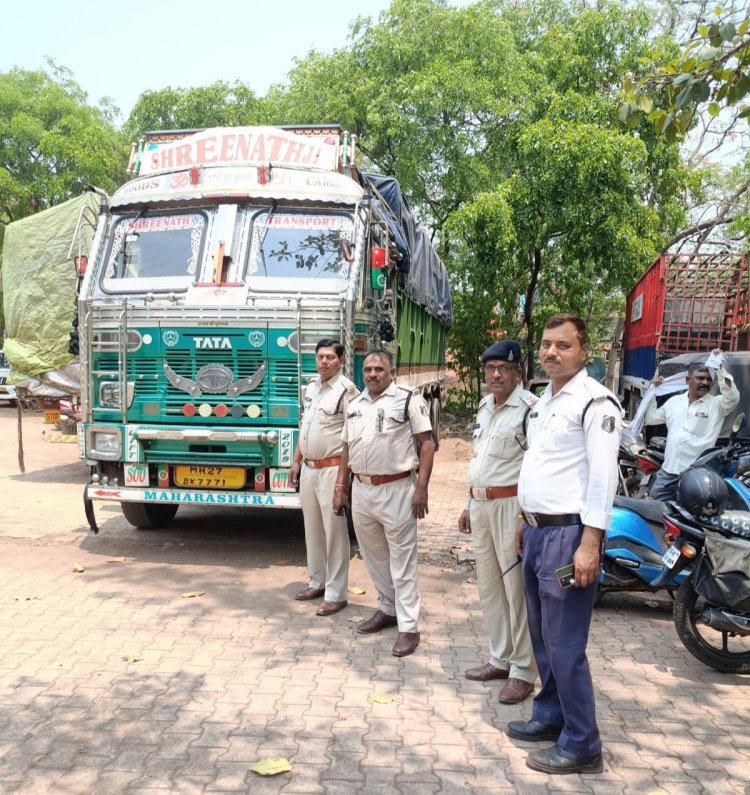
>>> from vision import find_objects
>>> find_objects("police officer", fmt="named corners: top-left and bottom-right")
top-left (458, 340), bottom-right (537, 704)
top-left (333, 349), bottom-right (435, 657)
top-left (290, 339), bottom-right (359, 616)
top-left (508, 313), bottom-right (621, 775)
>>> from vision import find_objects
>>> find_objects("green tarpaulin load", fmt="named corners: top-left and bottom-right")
top-left (2, 193), bottom-right (99, 397)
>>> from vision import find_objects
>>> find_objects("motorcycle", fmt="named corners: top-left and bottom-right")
top-left (602, 422), bottom-right (750, 597)
top-left (618, 438), bottom-right (665, 498)
top-left (653, 496), bottom-right (750, 673)
top-left (651, 415), bottom-right (750, 672)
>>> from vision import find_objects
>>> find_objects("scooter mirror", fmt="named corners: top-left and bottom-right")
top-left (731, 412), bottom-right (745, 439)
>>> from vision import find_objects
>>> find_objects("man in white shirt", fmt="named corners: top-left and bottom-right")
top-left (508, 313), bottom-right (621, 775)
top-left (645, 350), bottom-right (739, 501)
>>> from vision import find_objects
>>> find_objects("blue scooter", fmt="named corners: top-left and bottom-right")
top-left (600, 422), bottom-right (750, 597)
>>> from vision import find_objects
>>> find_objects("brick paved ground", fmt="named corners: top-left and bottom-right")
top-left (0, 409), bottom-right (749, 793)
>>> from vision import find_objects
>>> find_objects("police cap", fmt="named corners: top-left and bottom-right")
top-left (481, 340), bottom-right (522, 364)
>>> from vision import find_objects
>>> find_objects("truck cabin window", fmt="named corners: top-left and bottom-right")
top-left (102, 212), bottom-right (206, 291)
top-left (248, 212), bottom-right (354, 286)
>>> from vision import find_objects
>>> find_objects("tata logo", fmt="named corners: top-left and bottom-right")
top-left (192, 336), bottom-right (232, 350)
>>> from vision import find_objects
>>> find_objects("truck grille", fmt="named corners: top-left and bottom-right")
top-left (95, 352), bottom-right (303, 418)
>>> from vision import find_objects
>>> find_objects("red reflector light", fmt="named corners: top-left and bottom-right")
top-left (664, 518), bottom-right (682, 544)
top-left (183, 404), bottom-right (196, 417)
top-left (638, 459), bottom-right (659, 473)
top-left (682, 544), bottom-right (698, 559)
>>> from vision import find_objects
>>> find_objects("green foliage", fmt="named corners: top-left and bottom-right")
top-left (0, 64), bottom-right (127, 233)
top-left (443, 386), bottom-right (479, 416)
top-left (123, 81), bottom-right (263, 142)
top-left (620, 4), bottom-right (750, 140)
top-left (265, 0), bottom-right (686, 386)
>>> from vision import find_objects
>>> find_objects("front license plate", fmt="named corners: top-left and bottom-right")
top-left (174, 465), bottom-right (246, 489)
top-left (662, 545), bottom-right (681, 568)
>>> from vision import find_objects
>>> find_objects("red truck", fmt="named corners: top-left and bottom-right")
top-left (620, 252), bottom-right (750, 409)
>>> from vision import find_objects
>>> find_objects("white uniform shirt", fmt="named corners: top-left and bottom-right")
top-left (343, 383), bottom-right (432, 475)
top-left (644, 365), bottom-right (739, 475)
top-left (518, 368), bottom-right (622, 530)
top-left (468, 385), bottom-right (536, 491)
top-left (299, 372), bottom-right (359, 461)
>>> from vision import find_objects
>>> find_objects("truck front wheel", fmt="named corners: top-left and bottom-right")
top-left (120, 501), bottom-right (178, 530)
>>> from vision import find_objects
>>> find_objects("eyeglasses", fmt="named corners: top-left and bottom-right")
top-left (484, 364), bottom-right (518, 375)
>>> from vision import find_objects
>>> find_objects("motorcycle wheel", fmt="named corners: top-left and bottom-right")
top-left (673, 580), bottom-right (750, 674)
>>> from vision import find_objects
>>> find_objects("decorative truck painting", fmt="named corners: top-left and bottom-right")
top-left (78, 125), bottom-right (452, 531)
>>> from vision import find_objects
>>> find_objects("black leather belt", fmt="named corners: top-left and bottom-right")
top-left (522, 511), bottom-right (582, 528)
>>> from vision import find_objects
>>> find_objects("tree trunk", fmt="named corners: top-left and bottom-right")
top-left (523, 248), bottom-right (542, 381)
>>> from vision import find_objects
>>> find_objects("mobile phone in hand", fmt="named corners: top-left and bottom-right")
top-left (555, 563), bottom-right (576, 589)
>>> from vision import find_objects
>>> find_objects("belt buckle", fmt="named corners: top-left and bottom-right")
top-left (359, 474), bottom-right (374, 486)
top-left (473, 487), bottom-right (488, 500)
top-left (523, 511), bottom-right (538, 527)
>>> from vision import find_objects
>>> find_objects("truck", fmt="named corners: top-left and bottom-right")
top-left (620, 251), bottom-right (749, 413)
top-left (76, 125), bottom-right (452, 531)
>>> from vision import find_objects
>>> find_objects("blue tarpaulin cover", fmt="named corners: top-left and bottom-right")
top-left (359, 173), bottom-right (452, 328)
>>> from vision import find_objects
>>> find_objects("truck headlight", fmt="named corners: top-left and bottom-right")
top-left (86, 426), bottom-right (123, 460)
top-left (99, 381), bottom-right (135, 408)
top-left (93, 432), bottom-right (120, 454)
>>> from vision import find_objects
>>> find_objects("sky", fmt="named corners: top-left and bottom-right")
top-left (2, 0), bottom-right (403, 123)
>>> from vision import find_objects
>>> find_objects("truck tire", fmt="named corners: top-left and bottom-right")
top-left (121, 501), bottom-right (178, 530)
top-left (429, 397), bottom-right (441, 450)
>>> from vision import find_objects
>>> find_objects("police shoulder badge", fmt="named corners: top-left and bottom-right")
top-left (602, 416), bottom-right (616, 433)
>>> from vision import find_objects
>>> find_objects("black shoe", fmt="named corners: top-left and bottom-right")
top-left (526, 745), bottom-right (603, 775)
top-left (507, 719), bottom-right (563, 742)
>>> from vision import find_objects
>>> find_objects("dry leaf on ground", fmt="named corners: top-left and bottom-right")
top-left (181, 591), bottom-right (206, 598)
top-left (249, 758), bottom-right (292, 776)
top-left (122, 656), bottom-right (142, 664)
top-left (348, 586), bottom-right (366, 595)
top-left (369, 693), bottom-right (394, 704)
top-left (72, 564), bottom-right (85, 573)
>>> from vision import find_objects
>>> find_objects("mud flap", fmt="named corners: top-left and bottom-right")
top-left (84, 486), bottom-right (99, 534)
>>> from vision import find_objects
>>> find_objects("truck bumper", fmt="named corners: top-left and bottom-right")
top-left (85, 484), bottom-right (301, 509)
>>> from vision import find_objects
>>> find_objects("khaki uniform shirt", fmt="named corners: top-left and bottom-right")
top-left (466, 386), bottom-right (536, 508)
top-left (343, 382), bottom-right (432, 475)
top-left (299, 372), bottom-right (359, 461)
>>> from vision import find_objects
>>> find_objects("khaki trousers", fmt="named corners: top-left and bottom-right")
top-left (470, 495), bottom-right (536, 683)
top-left (299, 464), bottom-right (350, 602)
top-left (351, 476), bottom-right (419, 632)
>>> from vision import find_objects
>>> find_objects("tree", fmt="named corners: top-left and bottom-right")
top-left (620, 3), bottom-right (750, 141)
top-left (123, 82), bottom-right (263, 142)
top-left (266, 0), bottom-right (688, 400)
top-left (0, 64), bottom-right (127, 235)
top-left (0, 62), bottom-right (127, 329)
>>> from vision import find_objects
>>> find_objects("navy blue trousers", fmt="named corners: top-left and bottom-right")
top-left (521, 522), bottom-right (601, 757)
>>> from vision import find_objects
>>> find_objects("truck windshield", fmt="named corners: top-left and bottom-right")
top-left (248, 211), bottom-right (353, 286)
top-left (102, 211), bottom-right (206, 291)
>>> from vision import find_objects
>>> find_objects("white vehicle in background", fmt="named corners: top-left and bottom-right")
top-left (0, 350), bottom-right (18, 406)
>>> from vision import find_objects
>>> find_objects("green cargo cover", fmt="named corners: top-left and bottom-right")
top-left (2, 193), bottom-right (99, 394)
